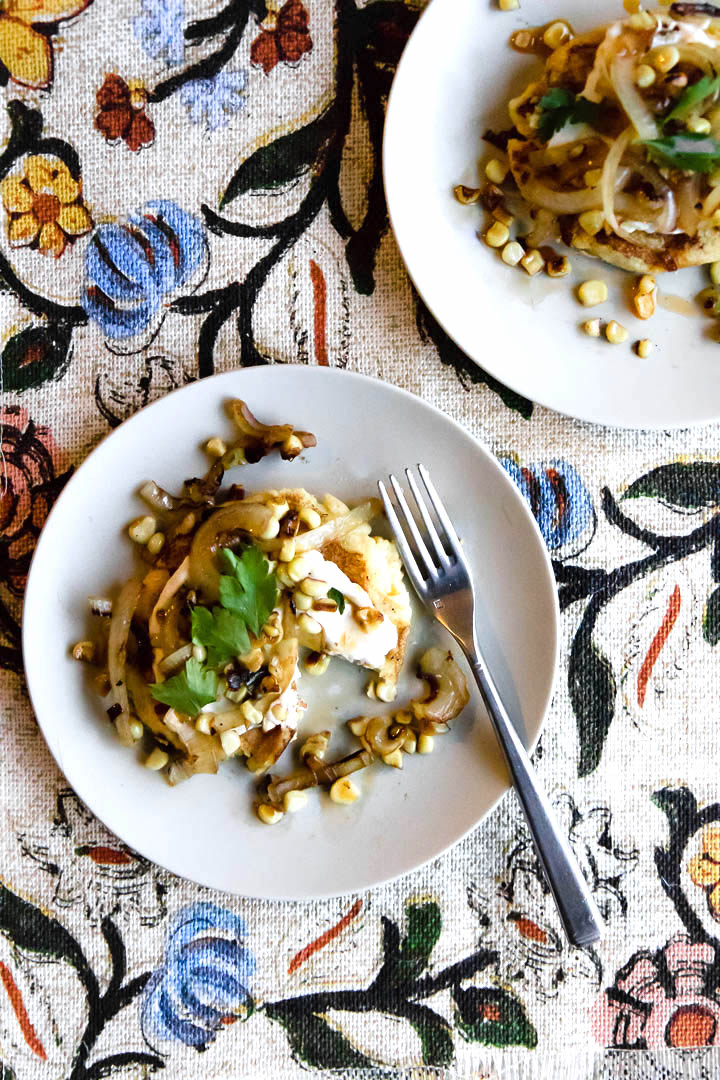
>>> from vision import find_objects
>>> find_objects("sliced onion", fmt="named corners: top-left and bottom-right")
top-left (108, 578), bottom-right (142, 746)
top-left (601, 128), bottom-right (633, 238)
top-left (148, 556), bottom-right (190, 679)
top-left (677, 176), bottom-right (702, 235)
top-left (294, 500), bottom-right (381, 553)
top-left (159, 643), bottom-right (194, 675)
top-left (163, 708), bottom-right (226, 773)
top-left (703, 183), bottom-right (720, 217)
top-left (610, 56), bottom-right (658, 141)
top-left (139, 480), bottom-right (180, 514)
top-left (188, 503), bottom-right (277, 603)
top-left (654, 189), bottom-right (678, 234)
top-left (126, 666), bottom-right (184, 750)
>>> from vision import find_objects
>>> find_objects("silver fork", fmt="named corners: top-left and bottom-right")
top-left (379, 464), bottom-right (604, 948)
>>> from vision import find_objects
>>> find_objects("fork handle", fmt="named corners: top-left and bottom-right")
top-left (467, 653), bottom-right (604, 948)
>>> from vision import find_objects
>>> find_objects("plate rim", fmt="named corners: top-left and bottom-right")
top-left (383, 0), bottom-right (719, 431)
top-left (23, 364), bottom-right (560, 898)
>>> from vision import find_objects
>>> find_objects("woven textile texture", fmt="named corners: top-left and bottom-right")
top-left (2, 0), bottom-right (720, 1077)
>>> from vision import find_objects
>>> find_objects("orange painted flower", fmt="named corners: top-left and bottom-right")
top-left (688, 825), bottom-right (720, 916)
top-left (1, 154), bottom-right (92, 257)
top-left (0, 0), bottom-right (92, 89)
top-left (250, 0), bottom-right (312, 75)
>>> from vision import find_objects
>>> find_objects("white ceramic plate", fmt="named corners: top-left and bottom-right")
top-left (23, 367), bottom-right (558, 898)
top-left (384, 0), bottom-right (720, 429)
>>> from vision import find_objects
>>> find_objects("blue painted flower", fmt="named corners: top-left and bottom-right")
top-left (499, 458), bottom-right (595, 554)
top-left (82, 200), bottom-right (207, 339)
top-left (133, 0), bottom-right (185, 67)
top-left (179, 71), bottom-right (248, 131)
top-left (141, 902), bottom-right (255, 1049)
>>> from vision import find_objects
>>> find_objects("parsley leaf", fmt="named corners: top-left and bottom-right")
top-left (666, 74), bottom-right (720, 124)
top-left (537, 88), bottom-right (602, 142)
top-left (219, 546), bottom-right (278, 637)
top-left (191, 605), bottom-right (251, 667)
top-left (328, 587), bottom-right (345, 613)
top-left (150, 658), bottom-right (218, 716)
top-left (643, 132), bottom-right (720, 173)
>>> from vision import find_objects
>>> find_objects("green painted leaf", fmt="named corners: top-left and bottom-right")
top-left (703, 585), bottom-right (720, 645)
top-left (2, 324), bottom-right (73, 392)
top-left (569, 627), bottom-right (616, 778)
top-left (622, 462), bottom-right (720, 510)
top-left (0, 882), bottom-right (92, 988)
top-left (220, 108), bottom-right (338, 207)
top-left (265, 1006), bottom-right (371, 1068)
top-left (651, 786), bottom-right (698, 839)
top-left (405, 1005), bottom-right (454, 1066)
top-left (398, 902), bottom-right (442, 981)
top-left (454, 986), bottom-right (537, 1049)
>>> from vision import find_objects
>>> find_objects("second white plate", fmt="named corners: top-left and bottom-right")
top-left (23, 367), bottom-right (558, 898)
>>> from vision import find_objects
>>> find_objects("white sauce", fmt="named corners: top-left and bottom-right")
top-left (299, 549), bottom-right (398, 670)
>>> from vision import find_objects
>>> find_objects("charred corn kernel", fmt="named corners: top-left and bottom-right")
top-left (300, 576), bottom-right (329, 598)
top-left (624, 0), bottom-right (640, 12)
top-left (257, 803), bottom-right (284, 825)
top-left (492, 205), bottom-right (514, 227)
top-left (688, 116), bottom-right (712, 134)
top-left (301, 732), bottom-right (330, 760)
top-left (382, 749), bottom-right (404, 769)
top-left (276, 568), bottom-right (294, 589)
top-left (192, 644), bottom-right (207, 663)
top-left (636, 338), bottom-right (653, 358)
top-left (605, 320), bottom-right (628, 344)
top-left (453, 184), bottom-right (482, 204)
top-left (417, 734), bottom-right (435, 754)
top-left (710, 261), bottom-right (720, 285)
top-left (72, 640), bottom-right (95, 663)
top-left (330, 777), bottom-right (360, 804)
top-left (365, 680), bottom-right (376, 699)
top-left (147, 531), bottom-right (165, 555)
top-left (195, 714), bottom-right (212, 735)
top-left (205, 437), bottom-right (227, 458)
top-left (220, 729), bottom-right (241, 756)
top-left (498, 0), bottom-right (519, 8)
top-left (355, 606), bottom-right (384, 631)
top-left (304, 651), bottom-right (330, 676)
top-left (129, 719), bottom-right (144, 741)
top-left (637, 274), bottom-right (656, 295)
top-left (520, 249), bottom-right (545, 276)
top-left (650, 45), bottom-right (679, 73)
top-left (282, 434), bottom-right (304, 458)
top-left (584, 168), bottom-right (602, 187)
top-left (283, 790), bottom-right (308, 813)
top-left (578, 279), bottom-right (608, 306)
top-left (635, 63), bottom-right (656, 88)
top-left (543, 20), bottom-right (570, 48)
top-left (240, 700), bottom-right (263, 727)
top-left (581, 318), bottom-right (602, 337)
top-left (260, 518), bottom-right (280, 541)
top-left (145, 747), bottom-right (169, 770)
top-left (95, 671), bottom-right (112, 696)
top-left (629, 10), bottom-right (656, 29)
top-left (298, 612), bottom-right (322, 637)
top-left (484, 221), bottom-right (510, 248)
top-left (293, 590), bottom-right (313, 612)
top-left (348, 717), bottom-right (368, 736)
top-left (501, 241), bottom-right (524, 266)
top-left (546, 255), bottom-right (571, 278)
top-left (128, 515), bottom-right (157, 544)
top-left (279, 538), bottom-right (296, 563)
top-left (485, 158), bottom-right (508, 184)
top-left (403, 730), bottom-right (417, 753)
top-left (299, 506), bottom-right (322, 529)
top-left (633, 292), bottom-right (655, 319)
top-left (287, 552), bottom-right (317, 582)
top-left (271, 703), bottom-right (288, 724)
top-left (578, 210), bottom-right (605, 236)
top-left (375, 679), bottom-right (397, 703)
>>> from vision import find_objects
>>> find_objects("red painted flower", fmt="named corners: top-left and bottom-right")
top-left (94, 73), bottom-right (155, 152)
top-left (250, 0), bottom-right (312, 75)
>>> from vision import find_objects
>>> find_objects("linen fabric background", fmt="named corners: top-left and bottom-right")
top-left (2, 0), bottom-right (720, 1077)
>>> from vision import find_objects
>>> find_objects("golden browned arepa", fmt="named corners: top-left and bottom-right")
top-left (506, 6), bottom-right (720, 273)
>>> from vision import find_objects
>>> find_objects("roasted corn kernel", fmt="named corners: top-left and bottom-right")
top-left (129, 719), bottom-right (144, 741)
top-left (453, 184), bottom-right (482, 204)
top-left (520, 249), bottom-right (545, 276)
top-left (546, 255), bottom-right (571, 278)
top-left (636, 338), bottom-right (653, 358)
top-left (628, 10), bottom-right (656, 29)
top-left (292, 590), bottom-right (313, 612)
top-left (577, 279), bottom-right (608, 306)
top-left (501, 241), bottom-right (524, 266)
top-left (298, 612), bottom-right (322, 637)
top-left (72, 640), bottom-right (95, 663)
top-left (485, 221), bottom-right (510, 248)
top-left (301, 732), bottom-right (330, 760)
top-left (417, 734), bottom-right (435, 754)
top-left (485, 158), bottom-right (508, 185)
top-left (257, 804), bottom-right (284, 825)
top-left (300, 576), bottom-right (329, 598)
top-left (220, 729), bottom-right (241, 756)
top-left (581, 318), bottom-right (602, 337)
top-left (543, 20), bottom-right (570, 48)
top-left (287, 553), bottom-right (317, 583)
top-left (283, 790), bottom-right (308, 813)
top-left (635, 63), bottom-right (656, 88)
top-left (650, 45), bottom-right (679, 73)
top-left (128, 515), bottom-right (157, 544)
top-left (279, 538), bottom-right (296, 563)
top-left (402, 730), bottom-right (417, 754)
top-left (374, 679), bottom-right (397, 703)
top-left (578, 210), bottom-right (605, 236)
top-left (382, 749), bottom-right (404, 769)
top-left (195, 714), bottom-right (212, 735)
top-left (145, 747), bottom-right (169, 770)
top-left (241, 700), bottom-right (263, 727)
top-left (304, 651), bottom-right (330, 676)
top-left (710, 261), bottom-right (720, 286)
top-left (205, 437), bottom-right (227, 458)
top-left (583, 168), bottom-right (602, 187)
top-left (329, 777), bottom-right (360, 804)
top-left (299, 506), bottom-right (322, 529)
top-left (688, 116), bottom-right (712, 134)
top-left (605, 320), bottom-right (628, 344)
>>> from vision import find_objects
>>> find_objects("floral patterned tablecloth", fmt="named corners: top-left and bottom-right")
top-left (3, 0), bottom-right (720, 1077)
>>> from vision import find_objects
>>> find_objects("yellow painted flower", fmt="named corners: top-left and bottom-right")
top-left (1, 155), bottom-right (92, 258)
top-left (0, 0), bottom-right (92, 90)
top-left (688, 825), bottom-right (720, 916)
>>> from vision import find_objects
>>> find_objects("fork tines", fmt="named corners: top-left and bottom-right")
top-left (378, 465), bottom-right (459, 588)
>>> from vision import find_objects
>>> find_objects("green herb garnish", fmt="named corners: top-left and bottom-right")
top-left (219, 546), bottom-right (278, 637)
top-left (666, 73), bottom-right (720, 124)
top-left (328, 587), bottom-right (345, 613)
top-left (191, 605), bottom-right (251, 667)
top-left (643, 132), bottom-right (720, 173)
top-left (537, 88), bottom-right (602, 142)
top-left (149, 657), bottom-right (218, 716)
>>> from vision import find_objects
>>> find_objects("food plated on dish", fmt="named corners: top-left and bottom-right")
top-left (72, 399), bottom-right (469, 824)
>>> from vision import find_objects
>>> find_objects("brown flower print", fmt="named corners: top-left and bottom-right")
top-left (250, 0), bottom-right (312, 75)
top-left (1, 155), bottom-right (92, 257)
top-left (95, 74), bottom-right (155, 152)
top-left (688, 825), bottom-right (720, 917)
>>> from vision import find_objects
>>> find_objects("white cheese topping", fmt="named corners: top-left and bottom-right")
top-left (263, 664), bottom-right (305, 732)
top-left (299, 549), bottom-right (398, 670)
